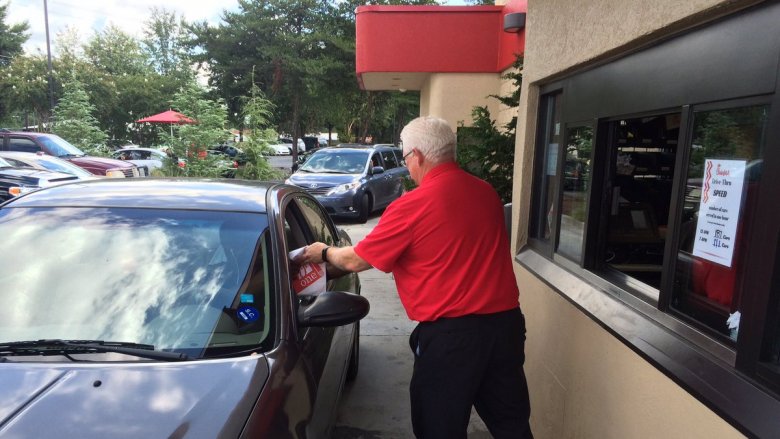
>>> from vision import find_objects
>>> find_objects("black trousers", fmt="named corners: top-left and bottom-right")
top-left (408, 308), bottom-right (533, 439)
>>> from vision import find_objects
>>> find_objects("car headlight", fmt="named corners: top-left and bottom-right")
top-left (328, 181), bottom-right (361, 195)
top-left (106, 169), bottom-right (126, 178)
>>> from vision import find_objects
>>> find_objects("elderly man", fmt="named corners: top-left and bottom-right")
top-left (295, 116), bottom-right (532, 439)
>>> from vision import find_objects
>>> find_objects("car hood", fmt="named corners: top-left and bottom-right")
top-left (288, 173), bottom-right (359, 188)
top-left (68, 156), bottom-right (134, 170)
top-left (0, 168), bottom-right (78, 185)
top-left (0, 356), bottom-right (269, 438)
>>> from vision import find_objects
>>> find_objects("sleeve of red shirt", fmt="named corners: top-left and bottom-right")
top-left (353, 199), bottom-right (412, 273)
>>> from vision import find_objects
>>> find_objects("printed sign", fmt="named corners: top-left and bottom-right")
top-left (692, 159), bottom-right (746, 267)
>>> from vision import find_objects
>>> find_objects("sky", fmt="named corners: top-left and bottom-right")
top-left (7, 0), bottom-right (468, 57)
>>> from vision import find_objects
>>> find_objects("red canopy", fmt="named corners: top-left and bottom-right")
top-left (136, 110), bottom-right (196, 124)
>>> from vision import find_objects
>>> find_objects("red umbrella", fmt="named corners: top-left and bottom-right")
top-left (136, 110), bottom-right (196, 138)
top-left (136, 110), bottom-right (196, 124)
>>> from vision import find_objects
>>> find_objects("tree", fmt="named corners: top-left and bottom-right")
top-left (237, 71), bottom-right (283, 180)
top-left (84, 25), bottom-right (149, 76)
top-left (52, 79), bottom-right (108, 155)
top-left (159, 81), bottom-right (230, 177)
top-left (0, 54), bottom-right (58, 128)
top-left (142, 8), bottom-right (194, 80)
top-left (457, 56), bottom-right (523, 203)
top-left (0, 2), bottom-right (29, 67)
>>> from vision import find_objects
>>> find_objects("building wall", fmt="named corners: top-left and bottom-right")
top-left (418, 73), bottom-right (503, 130)
top-left (511, 0), bottom-right (763, 437)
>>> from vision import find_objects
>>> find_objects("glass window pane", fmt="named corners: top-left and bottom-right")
top-left (531, 93), bottom-right (562, 243)
top-left (557, 126), bottom-right (592, 262)
top-left (603, 113), bottom-right (680, 289)
top-left (671, 105), bottom-right (768, 341)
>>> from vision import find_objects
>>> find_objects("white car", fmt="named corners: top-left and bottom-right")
top-left (268, 144), bottom-right (292, 155)
top-left (112, 147), bottom-right (173, 174)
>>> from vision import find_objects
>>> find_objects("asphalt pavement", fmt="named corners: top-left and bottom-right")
top-left (331, 213), bottom-right (491, 439)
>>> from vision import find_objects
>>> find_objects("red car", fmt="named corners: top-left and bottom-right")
top-left (0, 130), bottom-right (141, 178)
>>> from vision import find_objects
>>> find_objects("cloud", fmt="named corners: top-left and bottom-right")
top-left (6, 0), bottom-right (239, 56)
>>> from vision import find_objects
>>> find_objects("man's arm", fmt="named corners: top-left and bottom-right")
top-left (296, 242), bottom-right (372, 273)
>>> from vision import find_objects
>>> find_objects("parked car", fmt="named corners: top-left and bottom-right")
top-left (0, 130), bottom-right (141, 178)
top-left (206, 149), bottom-right (239, 178)
top-left (285, 145), bottom-right (410, 222)
top-left (0, 178), bottom-right (368, 438)
top-left (269, 143), bottom-right (293, 155)
top-left (212, 144), bottom-right (248, 164)
top-left (0, 151), bottom-right (99, 180)
top-left (111, 147), bottom-right (175, 174)
top-left (0, 156), bottom-right (79, 201)
top-left (280, 137), bottom-right (306, 153)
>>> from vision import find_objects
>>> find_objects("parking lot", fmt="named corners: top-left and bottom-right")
top-left (331, 214), bottom-right (490, 439)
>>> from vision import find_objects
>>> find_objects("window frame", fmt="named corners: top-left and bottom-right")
top-left (521, 2), bottom-right (780, 434)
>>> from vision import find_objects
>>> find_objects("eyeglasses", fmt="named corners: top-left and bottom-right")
top-left (403, 149), bottom-right (415, 161)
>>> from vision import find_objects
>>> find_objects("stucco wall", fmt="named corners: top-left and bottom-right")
top-left (510, 0), bottom-right (761, 437)
top-left (516, 266), bottom-right (744, 438)
top-left (418, 73), bottom-right (502, 130)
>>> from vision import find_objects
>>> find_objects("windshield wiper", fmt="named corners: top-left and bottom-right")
top-left (0, 339), bottom-right (189, 362)
top-left (57, 153), bottom-right (85, 158)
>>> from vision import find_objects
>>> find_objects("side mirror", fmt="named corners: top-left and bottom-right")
top-left (297, 291), bottom-right (369, 327)
top-left (371, 166), bottom-right (385, 175)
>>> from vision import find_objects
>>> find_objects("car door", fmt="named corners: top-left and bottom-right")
top-left (379, 149), bottom-right (406, 204)
top-left (284, 195), bottom-right (353, 436)
top-left (8, 137), bottom-right (43, 154)
top-left (366, 151), bottom-right (393, 207)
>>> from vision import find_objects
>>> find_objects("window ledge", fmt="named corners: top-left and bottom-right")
top-left (516, 248), bottom-right (780, 438)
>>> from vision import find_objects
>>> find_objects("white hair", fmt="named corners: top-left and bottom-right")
top-left (400, 116), bottom-right (457, 164)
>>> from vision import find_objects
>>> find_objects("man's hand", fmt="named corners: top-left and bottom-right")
top-left (293, 242), bottom-right (372, 273)
top-left (294, 242), bottom-right (330, 264)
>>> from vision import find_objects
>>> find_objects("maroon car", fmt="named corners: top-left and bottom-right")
top-left (0, 131), bottom-right (141, 178)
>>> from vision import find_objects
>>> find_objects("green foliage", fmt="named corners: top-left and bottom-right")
top-left (158, 82), bottom-right (230, 178)
top-left (456, 56), bottom-right (523, 203)
top-left (84, 25), bottom-right (150, 76)
top-left (0, 2), bottom-right (29, 67)
top-left (51, 79), bottom-right (108, 155)
top-left (0, 55), bottom-right (59, 127)
top-left (236, 74), bottom-right (284, 180)
top-left (142, 8), bottom-right (194, 79)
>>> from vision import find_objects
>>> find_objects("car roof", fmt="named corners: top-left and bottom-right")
top-left (3, 178), bottom-right (282, 213)
top-left (0, 130), bottom-right (50, 138)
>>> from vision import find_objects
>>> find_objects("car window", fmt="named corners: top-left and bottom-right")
top-left (9, 138), bottom-right (41, 153)
top-left (0, 207), bottom-right (274, 359)
top-left (394, 149), bottom-right (406, 166)
top-left (3, 157), bottom-right (32, 168)
top-left (380, 150), bottom-right (398, 169)
top-left (299, 151), bottom-right (369, 174)
top-left (370, 153), bottom-right (382, 168)
top-left (296, 196), bottom-right (337, 246)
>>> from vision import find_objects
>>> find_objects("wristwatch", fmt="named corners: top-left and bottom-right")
top-left (321, 246), bottom-right (331, 263)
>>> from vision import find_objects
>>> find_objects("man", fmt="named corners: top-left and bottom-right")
top-left (295, 116), bottom-right (532, 439)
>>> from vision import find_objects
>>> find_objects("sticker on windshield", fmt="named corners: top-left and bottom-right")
top-left (237, 306), bottom-right (260, 323)
top-left (240, 294), bottom-right (254, 304)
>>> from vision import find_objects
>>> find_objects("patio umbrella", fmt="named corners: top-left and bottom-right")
top-left (136, 110), bottom-right (196, 137)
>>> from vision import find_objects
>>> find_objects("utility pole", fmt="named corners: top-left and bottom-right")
top-left (44, 0), bottom-right (55, 129)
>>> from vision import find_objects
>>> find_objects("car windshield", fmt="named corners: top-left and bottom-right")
top-left (0, 207), bottom-right (274, 361)
top-left (37, 135), bottom-right (85, 157)
top-left (299, 150), bottom-right (369, 174)
top-left (0, 157), bottom-right (12, 168)
top-left (34, 156), bottom-right (94, 178)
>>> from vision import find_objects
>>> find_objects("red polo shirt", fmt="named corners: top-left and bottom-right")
top-left (354, 162), bottom-right (520, 322)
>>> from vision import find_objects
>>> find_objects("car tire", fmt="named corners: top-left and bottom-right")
top-left (346, 321), bottom-right (360, 381)
top-left (357, 193), bottom-right (370, 223)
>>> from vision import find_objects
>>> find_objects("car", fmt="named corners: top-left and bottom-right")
top-left (0, 130), bottom-right (142, 178)
top-left (269, 143), bottom-right (293, 155)
top-left (212, 144), bottom-right (248, 164)
top-left (0, 151), bottom-right (99, 180)
top-left (0, 178), bottom-right (368, 438)
top-left (112, 147), bottom-right (175, 174)
top-left (0, 156), bottom-right (79, 201)
top-left (285, 145), bottom-right (410, 223)
top-left (280, 137), bottom-right (306, 153)
top-left (206, 149), bottom-right (239, 178)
